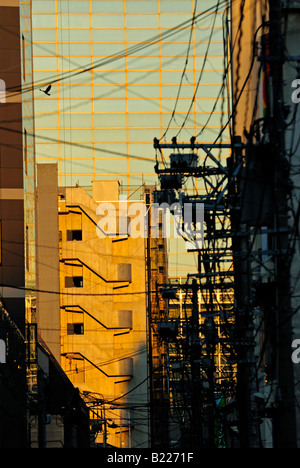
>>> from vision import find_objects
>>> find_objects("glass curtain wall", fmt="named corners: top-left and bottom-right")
top-left (31, 0), bottom-right (231, 278)
top-left (21, 0), bottom-right (37, 321)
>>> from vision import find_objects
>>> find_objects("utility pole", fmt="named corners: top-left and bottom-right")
top-left (229, 137), bottom-right (261, 448)
top-left (268, 0), bottom-right (297, 448)
top-left (145, 189), bottom-right (154, 448)
top-left (102, 405), bottom-right (107, 448)
top-left (153, 138), bottom-right (244, 448)
top-left (190, 278), bottom-right (203, 447)
top-left (145, 187), bottom-right (170, 449)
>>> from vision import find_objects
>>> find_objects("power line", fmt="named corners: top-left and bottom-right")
top-left (0, 1), bottom-right (240, 178)
top-left (160, 0), bottom-right (199, 141)
top-left (213, 20), bottom-right (270, 144)
top-left (0, 123), bottom-right (155, 164)
top-left (10, 1), bottom-right (231, 99)
top-left (0, 280), bottom-right (153, 298)
top-left (174, 0), bottom-right (223, 140)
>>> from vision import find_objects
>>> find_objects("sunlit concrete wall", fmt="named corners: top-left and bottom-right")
top-left (36, 163), bottom-right (60, 363)
top-left (231, 0), bottom-right (269, 137)
top-left (58, 180), bottom-right (149, 448)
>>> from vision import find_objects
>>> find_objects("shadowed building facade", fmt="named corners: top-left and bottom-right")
top-left (0, 0), bottom-right (27, 332)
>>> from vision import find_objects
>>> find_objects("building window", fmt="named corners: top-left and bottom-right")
top-left (24, 129), bottom-right (28, 174)
top-left (0, 79), bottom-right (6, 103)
top-left (65, 276), bottom-right (83, 288)
top-left (22, 34), bottom-right (26, 82)
top-left (67, 323), bottom-right (84, 335)
top-left (26, 225), bottom-right (29, 271)
top-left (67, 229), bottom-right (82, 241)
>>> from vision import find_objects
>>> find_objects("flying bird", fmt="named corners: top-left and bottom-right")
top-left (39, 85), bottom-right (52, 96)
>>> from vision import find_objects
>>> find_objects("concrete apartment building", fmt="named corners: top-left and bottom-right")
top-left (0, 0), bottom-right (33, 448)
top-left (36, 165), bottom-right (169, 448)
top-left (0, 0), bottom-right (26, 332)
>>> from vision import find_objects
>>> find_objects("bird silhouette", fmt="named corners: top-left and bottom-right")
top-left (39, 85), bottom-right (52, 96)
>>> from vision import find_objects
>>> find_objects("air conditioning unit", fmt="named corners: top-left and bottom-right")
top-left (117, 263), bottom-right (132, 283)
top-left (117, 358), bottom-right (133, 377)
top-left (105, 310), bottom-right (132, 329)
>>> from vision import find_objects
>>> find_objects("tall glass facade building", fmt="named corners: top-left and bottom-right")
top-left (31, 0), bottom-right (231, 278)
